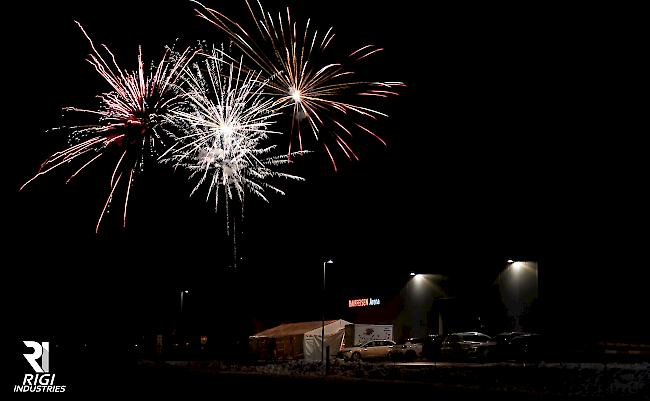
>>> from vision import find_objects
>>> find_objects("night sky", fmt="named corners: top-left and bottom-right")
top-left (5, 0), bottom-right (648, 348)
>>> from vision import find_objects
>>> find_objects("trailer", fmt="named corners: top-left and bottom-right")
top-left (343, 324), bottom-right (393, 347)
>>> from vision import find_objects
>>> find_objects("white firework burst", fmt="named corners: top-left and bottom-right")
top-left (162, 47), bottom-right (305, 214)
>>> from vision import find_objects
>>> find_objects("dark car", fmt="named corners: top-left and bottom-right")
top-left (480, 332), bottom-right (548, 361)
top-left (440, 332), bottom-right (492, 360)
top-left (484, 331), bottom-right (527, 360)
top-left (421, 334), bottom-right (444, 360)
top-left (507, 333), bottom-right (545, 361)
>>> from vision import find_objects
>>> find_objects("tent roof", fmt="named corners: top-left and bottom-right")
top-left (252, 320), bottom-right (338, 337)
top-left (305, 319), bottom-right (352, 336)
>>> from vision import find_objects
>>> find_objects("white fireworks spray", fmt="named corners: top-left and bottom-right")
top-left (162, 47), bottom-right (305, 220)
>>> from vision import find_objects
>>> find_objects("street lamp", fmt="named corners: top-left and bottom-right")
top-left (406, 273), bottom-right (447, 336)
top-left (322, 259), bottom-right (333, 363)
top-left (180, 290), bottom-right (189, 313)
top-left (503, 260), bottom-right (539, 331)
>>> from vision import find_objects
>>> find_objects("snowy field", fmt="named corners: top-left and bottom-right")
top-left (158, 359), bottom-right (649, 400)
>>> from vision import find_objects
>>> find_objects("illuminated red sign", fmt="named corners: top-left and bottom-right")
top-left (348, 298), bottom-right (381, 308)
top-left (349, 298), bottom-right (369, 307)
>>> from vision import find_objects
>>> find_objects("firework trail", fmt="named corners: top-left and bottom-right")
top-left (21, 22), bottom-right (196, 232)
top-left (192, 0), bottom-right (404, 171)
top-left (161, 46), bottom-right (305, 223)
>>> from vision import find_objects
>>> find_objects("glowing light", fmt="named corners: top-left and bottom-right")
top-left (349, 298), bottom-right (369, 307)
top-left (220, 124), bottom-right (235, 137)
top-left (289, 87), bottom-right (302, 103)
top-left (347, 298), bottom-right (381, 307)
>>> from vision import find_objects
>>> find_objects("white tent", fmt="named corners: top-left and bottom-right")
top-left (249, 319), bottom-right (352, 360)
top-left (303, 319), bottom-right (352, 361)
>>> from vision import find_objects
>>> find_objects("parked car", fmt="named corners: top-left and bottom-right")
top-left (392, 335), bottom-right (443, 360)
top-left (338, 340), bottom-right (397, 361)
top-left (440, 332), bottom-right (492, 360)
top-left (481, 332), bottom-right (546, 361)
top-left (483, 331), bottom-right (527, 360)
top-left (507, 333), bottom-right (545, 360)
top-left (421, 334), bottom-right (444, 360)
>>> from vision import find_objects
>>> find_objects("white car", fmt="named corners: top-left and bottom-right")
top-left (394, 335), bottom-right (443, 360)
top-left (400, 339), bottom-right (424, 359)
top-left (338, 340), bottom-right (397, 361)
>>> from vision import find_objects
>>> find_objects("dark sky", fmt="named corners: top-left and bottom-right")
top-left (5, 1), bottom-right (648, 342)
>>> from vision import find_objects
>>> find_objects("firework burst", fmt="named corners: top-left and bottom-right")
top-left (21, 22), bottom-right (196, 232)
top-left (162, 47), bottom-right (305, 222)
top-left (192, 0), bottom-right (404, 170)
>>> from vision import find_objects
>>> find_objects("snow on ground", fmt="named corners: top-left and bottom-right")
top-left (158, 359), bottom-right (649, 399)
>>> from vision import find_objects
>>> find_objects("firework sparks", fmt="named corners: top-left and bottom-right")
top-left (21, 22), bottom-right (196, 232)
top-left (192, 0), bottom-right (404, 170)
top-left (162, 47), bottom-right (305, 221)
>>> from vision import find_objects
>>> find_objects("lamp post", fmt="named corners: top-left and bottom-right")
top-left (322, 259), bottom-right (333, 363)
top-left (509, 261), bottom-right (522, 330)
top-left (178, 290), bottom-right (190, 354)
top-left (504, 260), bottom-right (539, 331)
top-left (406, 273), bottom-right (447, 337)
top-left (180, 290), bottom-right (189, 313)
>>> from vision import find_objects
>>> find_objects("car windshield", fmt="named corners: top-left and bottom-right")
top-left (462, 334), bottom-right (490, 342)
top-left (512, 334), bottom-right (539, 343)
top-left (445, 334), bottom-right (460, 343)
top-left (495, 334), bottom-right (511, 343)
